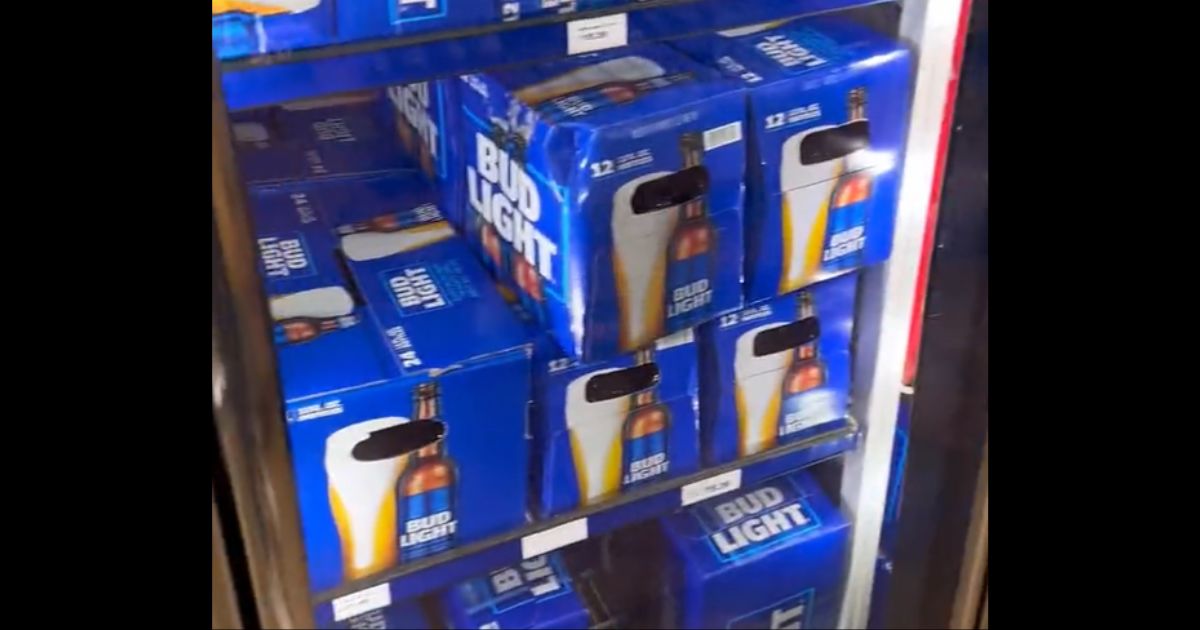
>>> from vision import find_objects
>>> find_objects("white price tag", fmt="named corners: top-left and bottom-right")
top-left (681, 469), bottom-right (743, 506)
top-left (331, 583), bottom-right (391, 622)
top-left (567, 13), bottom-right (629, 55)
top-left (521, 518), bottom-right (588, 559)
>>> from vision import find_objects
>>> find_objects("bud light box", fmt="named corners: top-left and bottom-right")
top-left (659, 470), bottom-right (850, 629)
top-left (212, 0), bottom-right (335, 60)
top-left (532, 323), bottom-right (701, 518)
top-left (442, 552), bottom-right (591, 629)
top-left (251, 185), bottom-right (533, 594)
top-left (457, 43), bottom-right (747, 361)
top-left (697, 272), bottom-right (856, 467)
top-left (387, 80), bottom-right (465, 229)
top-left (338, 0), bottom-right (495, 44)
top-left (231, 90), bottom-right (415, 188)
top-left (672, 17), bottom-right (911, 302)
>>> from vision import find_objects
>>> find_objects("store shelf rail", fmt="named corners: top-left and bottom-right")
top-left (313, 421), bottom-right (859, 624)
top-left (220, 0), bottom-right (884, 110)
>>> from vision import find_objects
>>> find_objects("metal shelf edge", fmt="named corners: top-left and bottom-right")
top-left (219, 0), bottom-right (885, 110)
top-left (312, 422), bottom-right (858, 612)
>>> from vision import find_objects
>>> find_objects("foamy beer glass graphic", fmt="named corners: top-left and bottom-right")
top-left (566, 369), bottom-right (632, 505)
top-left (513, 56), bottom-right (665, 106)
top-left (269, 287), bottom-right (355, 322)
top-left (611, 173), bottom-right (681, 350)
top-left (778, 89), bottom-right (871, 292)
top-left (734, 324), bottom-right (793, 457)
top-left (339, 219), bottom-right (454, 262)
top-left (325, 417), bottom-right (411, 580)
top-left (212, 0), bottom-right (322, 16)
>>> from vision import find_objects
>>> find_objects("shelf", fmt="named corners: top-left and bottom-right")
top-left (312, 421), bottom-right (858, 621)
top-left (219, 0), bottom-right (882, 110)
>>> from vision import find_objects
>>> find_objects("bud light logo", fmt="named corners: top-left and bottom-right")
top-left (727, 589), bottom-right (815, 630)
top-left (696, 479), bottom-right (820, 561)
top-left (258, 233), bottom-right (314, 279)
top-left (467, 132), bottom-right (559, 281)
top-left (388, 83), bottom-right (441, 169)
top-left (484, 554), bottom-right (571, 612)
top-left (755, 34), bottom-right (828, 70)
top-left (387, 265), bottom-right (448, 314)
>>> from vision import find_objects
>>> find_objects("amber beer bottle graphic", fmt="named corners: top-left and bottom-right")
top-left (397, 382), bottom-right (457, 562)
top-left (664, 132), bottom-right (717, 330)
top-left (621, 347), bottom-right (670, 489)
top-left (273, 314), bottom-right (358, 345)
top-left (777, 292), bottom-right (828, 443)
top-left (822, 87), bottom-right (873, 272)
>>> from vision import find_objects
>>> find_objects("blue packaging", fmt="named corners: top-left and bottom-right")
top-left (659, 471), bottom-right (850, 629)
top-left (387, 80), bottom-right (465, 229)
top-left (493, 274), bottom-right (700, 517)
top-left (457, 44), bottom-right (747, 361)
top-left (534, 323), bottom-right (700, 517)
top-left (673, 18), bottom-right (911, 302)
top-left (318, 597), bottom-right (432, 629)
top-left (338, 0), bottom-right (495, 44)
top-left (251, 183), bottom-right (533, 593)
top-left (232, 91), bottom-right (414, 188)
top-left (211, 0), bottom-right (336, 60)
top-left (697, 273), bottom-right (856, 466)
top-left (442, 552), bottom-right (591, 629)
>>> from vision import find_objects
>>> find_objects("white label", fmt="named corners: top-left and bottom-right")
top-left (521, 518), bottom-right (588, 559)
top-left (703, 122), bottom-right (743, 150)
top-left (681, 469), bottom-right (743, 506)
top-left (656, 328), bottom-right (696, 350)
top-left (331, 583), bottom-right (391, 622)
top-left (567, 13), bottom-right (628, 55)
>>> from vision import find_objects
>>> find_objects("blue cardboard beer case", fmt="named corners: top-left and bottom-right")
top-left (534, 323), bottom-right (700, 517)
top-left (338, 0), bottom-right (495, 44)
top-left (458, 43), bottom-right (748, 361)
top-left (697, 272), bottom-right (856, 466)
top-left (211, 0), bottom-right (336, 60)
top-left (673, 18), bottom-right (911, 302)
top-left (442, 552), bottom-right (592, 629)
top-left (251, 184), bottom-right (533, 594)
top-left (232, 91), bottom-right (414, 188)
top-left (659, 470), bottom-right (850, 629)
top-left (387, 80), bottom-right (466, 230)
top-left (496, 277), bottom-right (701, 517)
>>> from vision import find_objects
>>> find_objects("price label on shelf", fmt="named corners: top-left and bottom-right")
top-left (521, 518), bottom-right (588, 559)
top-left (681, 469), bottom-right (743, 506)
top-left (567, 13), bottom-right (629, 55)
top-left (331, 583), bottom-right (391, 622)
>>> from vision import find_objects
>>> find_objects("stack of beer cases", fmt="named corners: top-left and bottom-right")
top-left (236, 12), bottom-right (912, 630)
top-left (240, 90), bottom-right (543, 630)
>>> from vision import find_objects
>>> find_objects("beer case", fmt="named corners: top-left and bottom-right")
top-left (672, 18), bottom-right (911, 302)
top-left (457, 44), bottom-right (747, 361)
top-left (442, 552), bottom-right (591, 629)
top-left (231, 91), bottom-right (415, 188)
top-left (387, 80), bottom-right (466, 229)
top-left (337, 0), bottom-right (495, 43)
top-left (659, 471), bottom-right (850, 629)
top-left (530, 320), bottom-right (700, 517)
top-left (211, 0), bottom-right (336, 60)
top-left (252, 185), bottom-right (533, 594)
top-left (697, 272), bottom-right (856, 467)
top-left (317, 598), bottom-right (432, 630)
